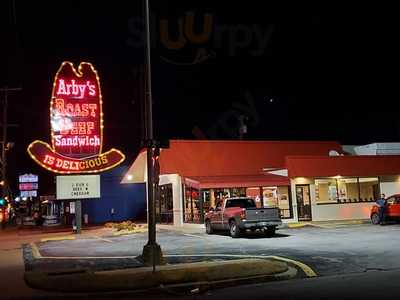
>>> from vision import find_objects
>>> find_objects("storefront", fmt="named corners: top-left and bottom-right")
top-left (122, 140), bottom-right (400, 226)
top-left (285, 155), bottom-right (400, 222)
top-left (122, 140), bottom-right (349, 226)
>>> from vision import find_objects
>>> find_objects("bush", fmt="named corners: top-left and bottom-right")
top-left (104, 220), bottom-right (146, 231)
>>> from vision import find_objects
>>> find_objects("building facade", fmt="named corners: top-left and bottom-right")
top-left (121, 140), bottom-right (400, 226)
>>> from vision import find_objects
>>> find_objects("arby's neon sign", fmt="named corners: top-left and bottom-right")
top-left (28, 62), bottom-right (125, 174)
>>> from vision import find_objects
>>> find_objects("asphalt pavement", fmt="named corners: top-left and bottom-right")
top-left (122, 269), bottom-right (400, 300)
top-left (33, 223), bottom-right (400, 277)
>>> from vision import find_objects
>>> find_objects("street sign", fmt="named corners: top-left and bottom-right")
top-left (19, 183), bottom-right (39, 191)
top-left (56, 175), bottom-right (100, 200)
top-left (19, 174), bottom-right (38, 183)
top-left (19, 173), bottom-right (39, 198)
top-left (20, 190), bottom-right (38, 197)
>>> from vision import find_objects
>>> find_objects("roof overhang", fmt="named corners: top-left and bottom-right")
top-left (121, 149), bottom-right (147, 184)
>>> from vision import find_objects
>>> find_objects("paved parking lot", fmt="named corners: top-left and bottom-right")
top-left (35, 223), bottom-right (400, 276)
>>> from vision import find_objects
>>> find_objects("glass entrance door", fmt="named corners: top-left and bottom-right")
top-left (296, 185), bottom-right (312, 221)
top-left (157, 184), bottom-right (173, 224)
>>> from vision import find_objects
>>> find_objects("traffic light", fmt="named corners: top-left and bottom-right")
top-left (0, 198), bottom-right (5, 206)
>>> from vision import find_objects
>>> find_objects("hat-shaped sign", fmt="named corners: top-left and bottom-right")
top-left (28, 62), bottom-right (125, 173)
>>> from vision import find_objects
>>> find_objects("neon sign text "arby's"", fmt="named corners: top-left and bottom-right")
top-left (56, 79), bottom-right (96, 98)
top-left (27, 62), bottom-right (125, 174)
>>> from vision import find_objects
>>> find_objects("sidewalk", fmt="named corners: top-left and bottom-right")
top-left (16, 224), bottom-right (105, 235)
top-left (157, 223), bottom-right (205, 234)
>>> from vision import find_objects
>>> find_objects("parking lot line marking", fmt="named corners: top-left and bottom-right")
top-left (30, 243), bottom-right (42, 259)
top-left (183, 234), bottom-right (203, 238)
top-left (267, 255), bottom-right (317, 277)
top-left (93, 236), bottom-right (113, 243)
top-left (163, 254), bottom-right (318, 278)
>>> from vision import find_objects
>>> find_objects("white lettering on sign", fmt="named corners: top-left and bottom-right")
top-left (54, 98), bottom-right (98, 117)
top-left (56, 79), bottom-right (97, 99)
top-left (19, 174), bottom-right (39, 183)
top-left (70, 182), bottom-right (90, 197)
top-left (20, 190), bottom-right (38, 197)
top-left (56, 175), bottom-right (100, 200)
top-left (54, 135), bottom-right (100, 147)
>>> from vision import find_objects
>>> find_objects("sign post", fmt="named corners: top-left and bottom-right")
top-left (19, 173), bottom-right (39, 198)
top-left (56, 175), bottom-right (100, 234)
top-left (75, 200), bottom-right (82, 234)
top-left (140, 0), bottom-right (165, 269)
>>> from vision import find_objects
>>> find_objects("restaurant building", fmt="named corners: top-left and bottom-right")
top-left (121, 140), bottom-right (400, 226)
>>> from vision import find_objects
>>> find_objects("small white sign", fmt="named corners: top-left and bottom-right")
top-left (56, 175), bottom-right (100, 200)
top-left (19, 174), bottom-right (38, 183)
top-left (20, 190), bottom-right (38, 197)
top-left (70, 202), bottom-right (75, 214)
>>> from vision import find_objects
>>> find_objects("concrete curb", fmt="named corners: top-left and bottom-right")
top-left (112, 228), bottom-right (147, 236)
top-left (281, 219), bottom-right (371, 229)
top-left (40, 235), bottom-right (76, 242)
top-left (24, 258), bottom-right (290, 293)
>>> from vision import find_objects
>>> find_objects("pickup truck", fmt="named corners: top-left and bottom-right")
top-left (205, 197), bottom-right (282, 238)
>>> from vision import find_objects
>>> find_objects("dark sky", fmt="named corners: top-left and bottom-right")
top-left (1, 1), bottom-right (399, 193)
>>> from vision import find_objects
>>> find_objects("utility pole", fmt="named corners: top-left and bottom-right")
top-left (0, 87), bottom-right (21, 198)
top-left (140, 0), bottom-right (164, 269)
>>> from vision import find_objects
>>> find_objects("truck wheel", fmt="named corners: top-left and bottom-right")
top-left (264, 226), bottom-right (276, 237)
top-left (205, 220), bottom-right (213, 234)
top-left (229, 220), bottom-right (241, 238)
top-left (371, 213), bottom-right (380, 225)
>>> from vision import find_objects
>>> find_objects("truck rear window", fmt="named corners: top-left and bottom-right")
top-left (226, 198), bottom-right (256, 208)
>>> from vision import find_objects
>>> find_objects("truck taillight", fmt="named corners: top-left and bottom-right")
top-left (240, 209), bottom-right (246, 220)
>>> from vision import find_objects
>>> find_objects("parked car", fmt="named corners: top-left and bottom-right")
top-left (205, 197), bottom-right (282, 238)
top-left (371, 194), bottom-right (400, 224)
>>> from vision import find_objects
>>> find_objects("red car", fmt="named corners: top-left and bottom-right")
top-left (371, 194), bottom-right (400, 224)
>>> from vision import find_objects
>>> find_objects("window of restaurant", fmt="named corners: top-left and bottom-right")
top-left (246, 187), bottom-right (262, 208)
top-left (262, 186), bottom-right (293, 218)
top-left (359, 177), bottom-right (380, 201)
top-left (156, 184), bottom-right (174, 224)
top-left (199, 186), bottom-right (293, 220)
top-left (277, 186), bottom-right (292, 218)
top-left (202, 190), bottom-right (211, 213)
top-left (315, 177), bottom-right (379, 204)
top-left (212, 188), bottom-right (246, 201)
top-left (183, 186), bottom-right (201, 223)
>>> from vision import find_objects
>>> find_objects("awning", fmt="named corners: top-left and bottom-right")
top-left (187, 174), bottom-right (290, 189)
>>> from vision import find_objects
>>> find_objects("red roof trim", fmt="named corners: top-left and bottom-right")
top-left (286, 155), bottom-right (400, 177)
top-left (169, 139), bottom-right (341, 145)
top-left (188, 174), bottom-right (290, 189)
top-left (159, 140), bottom-right (342, 177)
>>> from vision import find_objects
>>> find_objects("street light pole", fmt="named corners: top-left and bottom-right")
top-left (141, 0), bottom-right (164, 268)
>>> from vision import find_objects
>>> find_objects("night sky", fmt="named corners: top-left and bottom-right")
top-left (1, 1), bottom-right (399, 193)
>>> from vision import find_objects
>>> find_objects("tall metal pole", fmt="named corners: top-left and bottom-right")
top-left (1, 87), bottom-right (21, 198)
top-left (1, 88), bottom-right (8, 198)
top-left (141, 0), bottom-right (164, 268)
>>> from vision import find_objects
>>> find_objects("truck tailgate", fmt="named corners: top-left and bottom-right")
top-left (245, 208), bottom-right (280, 221)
